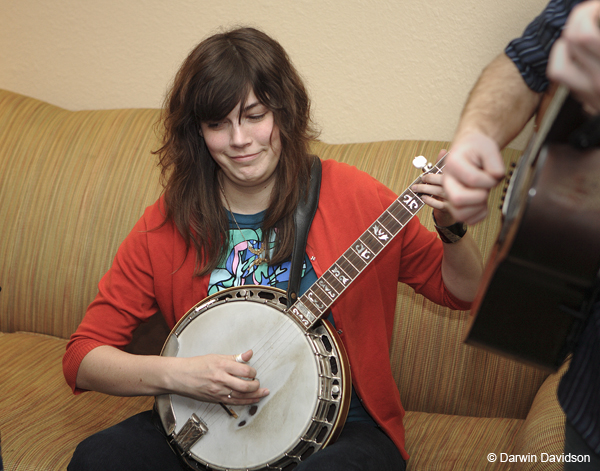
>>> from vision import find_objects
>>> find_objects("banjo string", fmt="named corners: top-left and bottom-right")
top-left (189, 308), bottom-right (307, 429)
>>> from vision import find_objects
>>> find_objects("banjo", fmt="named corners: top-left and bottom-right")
top-left (155, 154), bottom-right (445, 470)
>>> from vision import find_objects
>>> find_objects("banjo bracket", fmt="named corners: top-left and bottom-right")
top-left (172, 413), bottom-right (208, 454)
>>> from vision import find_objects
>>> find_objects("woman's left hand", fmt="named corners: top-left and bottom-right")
top-left (411, 149), bottom-right (456, 227)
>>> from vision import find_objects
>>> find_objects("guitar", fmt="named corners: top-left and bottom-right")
top-left (465, 85), bottom-right (600, 371)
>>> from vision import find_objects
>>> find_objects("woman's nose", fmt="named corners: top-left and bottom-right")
top-left (230, 122), bottom-right (251, 148)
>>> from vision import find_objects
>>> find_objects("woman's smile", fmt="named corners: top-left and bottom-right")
top-left (200, 90), bottom-right (281, 198)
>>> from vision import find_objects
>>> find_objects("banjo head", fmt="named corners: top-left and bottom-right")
top-left (155, 286), bottom-right (350, 471)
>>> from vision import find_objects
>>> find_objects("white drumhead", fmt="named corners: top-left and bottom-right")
top-left (170, 300), bottom-right (319, 469)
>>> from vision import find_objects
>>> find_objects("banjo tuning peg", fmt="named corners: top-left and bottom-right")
top-left (412, 155), bottom-right (433, 173)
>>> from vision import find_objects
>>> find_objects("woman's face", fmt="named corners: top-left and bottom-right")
top-left (200, 90), bottom-right (282, 197)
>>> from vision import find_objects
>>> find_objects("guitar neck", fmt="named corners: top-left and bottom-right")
top-left (288, 154), bottom-right (446, 330)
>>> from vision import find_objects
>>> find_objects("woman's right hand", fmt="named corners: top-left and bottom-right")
top-left (76, 346), bottom-right (269, 404)
top-left (168, 349), bottom-right (270, 405)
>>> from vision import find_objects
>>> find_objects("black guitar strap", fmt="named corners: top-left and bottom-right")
top-left (287, 155), bottom-right (321, 308)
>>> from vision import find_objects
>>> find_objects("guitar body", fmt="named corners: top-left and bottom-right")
top-left (466, 88), bottom-right (600, 371)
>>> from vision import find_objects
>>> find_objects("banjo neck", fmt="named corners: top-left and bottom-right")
top-left (288, 153), bottom-right (447, 330)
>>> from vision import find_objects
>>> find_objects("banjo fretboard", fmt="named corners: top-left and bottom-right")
top-left (288, 154), bottom-right (446, 330)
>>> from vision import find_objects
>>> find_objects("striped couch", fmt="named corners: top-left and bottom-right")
top-left (0, 88), bottom-right (566, 470)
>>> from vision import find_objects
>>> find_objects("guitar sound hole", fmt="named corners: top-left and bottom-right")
top-left (321, 335), bottom-right (332, 352)
top-left (258, 291), bottom-right (275, 300)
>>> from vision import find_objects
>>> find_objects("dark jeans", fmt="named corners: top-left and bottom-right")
top-left (295, 421), bottom-right (405, 471)
top-left (564, 420), bottom-right (600, 470)
top-left (68, 410), bottom-right (406, 471)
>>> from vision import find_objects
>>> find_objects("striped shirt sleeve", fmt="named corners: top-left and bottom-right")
top-left (505, 0), bottom-right (584, 92)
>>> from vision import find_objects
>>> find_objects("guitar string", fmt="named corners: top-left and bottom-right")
top-left (184, 325), bottom-right (290, 426)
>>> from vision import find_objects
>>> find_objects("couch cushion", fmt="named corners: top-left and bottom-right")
top-left (404, 405), bottom-right (565, 470)
top-left (0, 332), bottom-right (153, 470)
top-left (404, 411), bottom-right (523, 470)
top-left (511, 363), bottom-right (567, 470)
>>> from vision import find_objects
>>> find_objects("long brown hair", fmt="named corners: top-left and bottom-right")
top-left (154, 27), bottom-right (318, 276)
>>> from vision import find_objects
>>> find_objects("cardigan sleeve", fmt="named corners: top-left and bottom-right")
top-left (396, 216), bottom-right (471, 311)
top-left (313, 159), bottom-right (470, 311)
top-left (63, 201), bottom-right (163, 393)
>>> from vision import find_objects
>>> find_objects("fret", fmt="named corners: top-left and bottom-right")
top-left (387, 198), bottom-right (413, 226)
top-left (351, 240), bottom-right (374, 264)
top-left (289, 300), bottom-right (317, 328)
top-left (428, 165), bottom-right (443, 175)
top-left (300, 293), bottom-right (318, 314)
top-left (329, 263), bottom-right (352, 288)
top-left (400, 190), bottom-right (425, 214)
top-left (306, 288), bottom-right (327, 312)
top-left (368, 221), bottom-right (393, 246)
top-left (320, 271), bottom-right (344, 295)
top-left (358, 231), bottom-right (385, 257)
top-left (317, 277), bottom-right (339, 301)
top-left (345, 248), bottom-right (368, 271)
top-left (294, 285), bottom-right (333, 322)
top-left (289, 153), bottom-right (449, 331)
top-left (377, 210), bottom-right (404, 235)
top-left (337, 254), bottom-right (360, 278)
top-left (311, 283), bottom-right (332, 306)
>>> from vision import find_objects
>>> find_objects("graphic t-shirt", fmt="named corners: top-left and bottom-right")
top-left (208, 210), bottom-right (311, 295)
top-left (209, 210), bottom-right (376, 426)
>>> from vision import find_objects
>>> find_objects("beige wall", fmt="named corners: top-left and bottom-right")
top-left (0, 0), bottom-right (549, 148)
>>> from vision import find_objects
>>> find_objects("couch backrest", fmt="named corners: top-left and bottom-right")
top-left (0, 89), bottom-right (547, 420)
top-left (0, 90), bottom-right (163, 338)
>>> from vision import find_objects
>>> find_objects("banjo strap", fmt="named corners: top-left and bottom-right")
top-left (287, 155), bottom-right (321, 308)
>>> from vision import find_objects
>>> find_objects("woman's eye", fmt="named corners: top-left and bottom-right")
top-left (247, 113), bottom-right (266, 121)
top-left (206, 122), bottom-right (223, 129)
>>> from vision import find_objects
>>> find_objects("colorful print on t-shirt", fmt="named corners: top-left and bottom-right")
top-left (208, 213), bottom-right (306, 295)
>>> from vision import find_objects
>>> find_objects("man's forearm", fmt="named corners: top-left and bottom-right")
top-left (455, 53), bottom-right (543, 149)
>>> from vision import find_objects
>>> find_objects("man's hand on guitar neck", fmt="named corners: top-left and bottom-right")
top-left (441, 53), bottom-right (542, 226)
top-left (548, 1), bottom-right (600, 115)
top-left (442, 131), bottom-right (505, 225)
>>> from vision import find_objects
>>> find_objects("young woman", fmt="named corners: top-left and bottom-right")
top-left (64, 27), bottom-right (483, 471)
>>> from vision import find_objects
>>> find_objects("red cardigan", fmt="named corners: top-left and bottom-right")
top-left (64, 159), bottom-right (470, 459)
